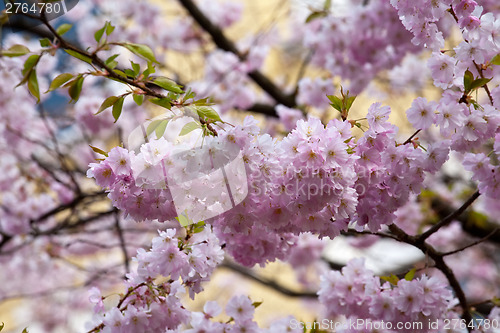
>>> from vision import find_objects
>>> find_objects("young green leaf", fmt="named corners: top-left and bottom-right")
top-left (179, 122), bottom-right (201, 136)
top-left (133, 93), bottom-right (144, 106)
top-left (112, 96), bottom-right (125, 122)
top-left (1, 44), bottom-right (30, 57)
top-left (46, 73), bottom-right (74, 92)
top-left (175, 213), bottom-right (192, 227)
top-left (152, 76), bottom-right (183, 93)
top-left (305, 11), bottom-right (326, 23)
top-left (68, 76), bottom-right (84, 103)
top-left (380, 274), bottom-right (399, 285)
top-left (404, 268), bottom-right (416, 281)
top-left (327, 95), bottom-right (343, 112)
top-left (22, 54), bottom-right (40, 76)
top-left (27, 70), bottom-right (40, 103)
top-left (105, 54), bottom-right (120, 69)
top-left (150, 97), bottom-right (172, 109)
top-left (64, 49), bottom-right (93, 64)
top-left (193, 106), bottom-right (221, 122)
top-left (89, 145), bottom-right (108, 157)
top-left (463, 69), bottom-right (474, 93)
top-left (122, 43), bottom-right (158, 63)
top-left (94, 23), bottom-right (107, 43)
top-left (39, 38), bottom-right (51, 47)
top-left (154, 119), bottom-right (169, 138)
top-left (146, 119), bottom-right (168, 137)
top-left (469, 77), bottom-right (492, 92)
top-left (105, 22), bottom-right (115, 36)
top-left (143, 61), bottom-right (156, 77)
top-left (490, 54), bottom-right (500, 66)
top-left (0, 322), bottom-right (4, 331)
top-left (96, 96), bottom-right (120, 114)
top-left (130, 61), bottom-right (140, 76)
top-left (56, 23), bottom-right (73, 36)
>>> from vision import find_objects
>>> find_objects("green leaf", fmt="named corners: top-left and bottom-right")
top-left (105, 54), bottom-right (120, 69)
top-left (324, 0), bottom-right (331, 10)
top-left (56, 23), bottom-right (73, 36)
top-left (175, 213), bottom-right (192, 227)
top-left (143, 61), bottom-right (155, 77)
top-left (64, 49), bottom-right (93, 64)
top-left (27, 70), bottom-right (40, 103)
top-left (122, 42), bottom-right (158, 63)
top-left (46, 73), bottom-right (74, 92)
top-left (133, 94), bottom-right (144, 106)
top-left (193, 221), bottom-right (205, 233)
top-left (345, 95), bottom-right (356, 111)
top-left (327, 95), bottom-right (343, 112)
top-left (469, 77), bottom-right (492, 91)
top-left (152, 76), bottom-right (183, 93)
top-left (105, 22), bottom-right (115, 36)
top-left (1, 44), bottom-right (30, 57)
top-left (193, 106), bottom-right (221, 122)
top-left (252, 301), bottom-right (263, 309)
top-left (490, 54), bottom-right (500, 66)
top-left (130, 61), bottom-right (140, 76)
top-left (404, 268), bottom-right (416, 281)
top-left (89, 145), bottom-right (108, 157)
top-left (39, 38), bottom-right (51, 47)
top-left (146, 119), bottom-right (169, 137)
top-left (68, 76), bottom-right (84, 103)
top-left (154, 119), bottom-right (169, 138)
top-left (22, 54), bottom-right (40, 76)
top-left (0, 322), bottom-right (4, 331)
top-left (380, 274), bottom-right (399, 285)
top-left (94, 24), bottom-right (106, 43)
top-left (150, 97), bottom-right (172, 109)
top-left (22, 328), bottom-right (29, 333)
top-left (112, 96), bottom-right (125, 122)
top-left (463, 69), bottom-right (474, 92)
top-left (305, 11), bottom-right (326, 23)
top-left (179, 122), bottom-right (201, 136)
top-left (96, 96), bottom-right (120, 114)
top-left (113, 69), bottom-right (128, 78)
top-left (124, 69), bottom-right (136, 78)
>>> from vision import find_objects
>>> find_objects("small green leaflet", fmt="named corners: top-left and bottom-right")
top-left (404, 268), bottom-right (416, 281)
top-left (152, 77), bottom-right (183, 93)
top-left (149, 97), bottom-right (172, 109)
top-left (56, 23), bottom-right (73, 36)
top-left (0, 322), bottom-right (4, 331)
top-left (89, 145), bottom-right (108, 157)
top-left (64, 49), bottom-right (93, 64)
top-left (67, 76), bottom-right (85, 103)
top-left (133, 94), bottom-right (144, 106)
top-left (27, 70), bottom-right (40, 103)
top-left (94, 21), bottom-right (114, 43)
top-left (1, 44), bottom-right (30, 57)
top-left (105, 54), bottom-right (120, 69)
top-left (380, 274), bottom-right (399, 285)
top-left (463, 69), bottom-right (474, 92)
top-left (192, 106), bottom-right (221, 122)
top-left (40, 38), bottom-right (51, 47)
top-left (96, 96), bottom-right (121, 114)
top-left (146, 119), bottom-right (170, 139)
top-left (112, 97), bottom-right (125, 122)
top-left (46, 73), bottom-right (74, 92)
top-left (176, 213), bottom-right (192, 227)
top-left (122, 43), bottom-right (158, 63)
top-left (490, 54), bottom-right (500, 66)
top-left (179, 122), bottom-right (201, 136)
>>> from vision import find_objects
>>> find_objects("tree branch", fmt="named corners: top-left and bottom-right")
top-left (177, 0), bottom-right (296, 108)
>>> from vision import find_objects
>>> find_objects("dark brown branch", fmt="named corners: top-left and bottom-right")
top-left (114, 212), bottom-right (130, 274)
top-left (418, 190), bottom-right (480, 243)
top-left (177, 0), bottom-right (296, 108)
top-left (388, 224), bottom-right (473, 330)
top-left (220, 260), bottom-right (317, 298)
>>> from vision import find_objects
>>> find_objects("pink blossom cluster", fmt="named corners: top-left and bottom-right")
top-left (87, 227), bottom-right (224, 332)
top-left (300, 0), bottom-right (421, 94)
top-left (318, 259), bottom-right (455, 332)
